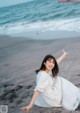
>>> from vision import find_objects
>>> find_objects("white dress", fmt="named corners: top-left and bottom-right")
top-left (34, 70), bottom-right (80, 111)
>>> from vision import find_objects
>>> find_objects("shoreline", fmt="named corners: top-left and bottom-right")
top-left (1, 30), bottom-right (80, 40)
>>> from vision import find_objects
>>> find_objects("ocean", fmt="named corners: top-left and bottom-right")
top-left (0, 0), bottom-right (80, 39)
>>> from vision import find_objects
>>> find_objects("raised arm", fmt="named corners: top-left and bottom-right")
top-left (20, 90), bottom-right (40, 113)
top-left (56, 50), bottom-right (68, 64)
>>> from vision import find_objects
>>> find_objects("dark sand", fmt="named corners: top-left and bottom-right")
top-left (0, 35), bottom-right (80, 113)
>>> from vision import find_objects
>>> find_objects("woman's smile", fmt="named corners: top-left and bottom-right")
top-left (44, 59), bottom-right (55, 72)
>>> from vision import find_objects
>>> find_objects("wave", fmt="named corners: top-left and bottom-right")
top-left (0, 18), bottom-right (80, 37)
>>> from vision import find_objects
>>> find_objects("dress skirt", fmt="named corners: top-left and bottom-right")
top-left (34, 71), bottom-right (80, 111)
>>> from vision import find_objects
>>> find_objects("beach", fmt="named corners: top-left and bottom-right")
top-left (0, 0), bottom-right (80, 113)
top-left (0, 35), bottom-right (80, 113)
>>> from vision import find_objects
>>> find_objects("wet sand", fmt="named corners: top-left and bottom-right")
top-left (0, 35), bottom-right (80, 113)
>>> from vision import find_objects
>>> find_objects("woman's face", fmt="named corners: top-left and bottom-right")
top-left (44, 58), bottom-right (55, 72)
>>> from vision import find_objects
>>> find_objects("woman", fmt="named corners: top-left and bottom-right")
top-left (21, 50), bottom-right (80, 113)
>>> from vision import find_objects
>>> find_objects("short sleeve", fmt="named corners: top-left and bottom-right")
top-left (34, 71), bottom-right (48, 92)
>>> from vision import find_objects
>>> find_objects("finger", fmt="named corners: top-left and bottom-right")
top-left (26, 109), bottom-right (28, 113)
top-left (20, 107), bottom-right (27, 111)
top-left (23, 108), bottom-right (28, 113)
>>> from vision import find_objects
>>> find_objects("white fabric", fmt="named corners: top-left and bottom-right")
top-left (61, 77), bottom-right (80, 111)
top-left (34, 70), bottom-right (80, 111)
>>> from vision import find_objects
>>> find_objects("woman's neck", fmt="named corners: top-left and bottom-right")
top-left (44, 69), bottom-right (51, 74)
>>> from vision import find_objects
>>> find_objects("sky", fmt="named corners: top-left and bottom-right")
top-left (0, 0), bottom-right (34, 8)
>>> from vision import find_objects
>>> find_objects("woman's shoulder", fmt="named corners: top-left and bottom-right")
top-left (37, 70), bottom-right (48, 78)
top-left (38, 70), bottom-right (48, 75)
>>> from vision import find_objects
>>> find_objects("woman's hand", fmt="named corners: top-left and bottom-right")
top-left (20, 104), bottom-right (32, 113)
top-left (20, 90), bottom-right (40, 113)
top-left (62, 49), bottom-right (68, 56)
top-left (57, 49), bottom-right (68, 64)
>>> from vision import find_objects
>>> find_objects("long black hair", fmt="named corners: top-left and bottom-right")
top-left (35, 55), bottom-right (59, 77)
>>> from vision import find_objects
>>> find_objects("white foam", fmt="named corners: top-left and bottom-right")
top-left (0, 18), bottom-right (80, 37)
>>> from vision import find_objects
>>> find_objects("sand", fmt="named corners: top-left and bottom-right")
top-left (0, 35), bottom-right (80, 113)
